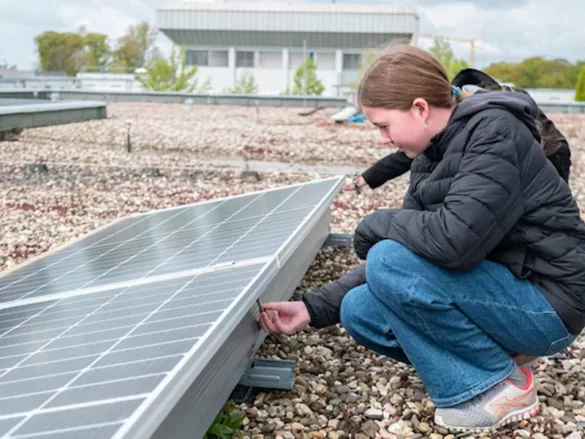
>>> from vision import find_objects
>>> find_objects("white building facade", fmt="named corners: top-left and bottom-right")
top-left (156, 2), bottom-right (419, 96)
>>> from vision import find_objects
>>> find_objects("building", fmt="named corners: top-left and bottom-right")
top-left (156, 2), bottom-right (419, 96)
top-left (76, 73), bottom-right (144, 92)
top-left (0, 68), bottom-right (74, 90)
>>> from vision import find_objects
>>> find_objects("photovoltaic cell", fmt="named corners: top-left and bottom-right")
top-left (0, 178), bottom-right (343, 438)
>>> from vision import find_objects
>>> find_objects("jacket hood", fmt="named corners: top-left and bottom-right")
top-left (426, 91), bottom-right (541, 160)
top-left (452, 90), bottom-right (540, 140)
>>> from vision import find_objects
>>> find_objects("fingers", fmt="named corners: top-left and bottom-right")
top-left (259, 310), bottom-right (279, 333)
top-left (261, 301), bottom-right (291, 311)
top-left (272, 310), bottom-right (293, 335)
top-left (342, 178), bottom-right (355, 191)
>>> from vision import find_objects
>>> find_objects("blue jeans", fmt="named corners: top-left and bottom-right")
top-left (340, 240), bottom-right (575, 407)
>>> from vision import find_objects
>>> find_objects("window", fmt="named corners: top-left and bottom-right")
top-left (343, 53), bottom-right (361, 70)
top-left (316, 53), bottom-right (335, 70)
top-left (289, 52), bottom-right (305, 70)
top-left (209, 50), bottom-right (228, 67)
top-left (236, 51), bottom-right (255, 68)
top-left (258, 51), bottom-right (281, 69)
top-left (188, 50), bottom-right (209, 66)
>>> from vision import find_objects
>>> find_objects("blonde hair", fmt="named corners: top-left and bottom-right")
top-left (358, 45), bottom-right (457, 110)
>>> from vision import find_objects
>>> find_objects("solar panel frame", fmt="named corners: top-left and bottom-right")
top-left (0, 177), bottom-right (344, 438)
top-left (116, 177), bottom-right (344, 439)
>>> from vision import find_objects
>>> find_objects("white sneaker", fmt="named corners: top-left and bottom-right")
top-left (434, 367), bottom-right (539, 432)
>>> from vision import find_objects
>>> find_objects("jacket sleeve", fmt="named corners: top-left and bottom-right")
top-left (354, 116), bottom-right (526, 271)
top-left (361, 151), bottom-right (413, 189)
top-left (301, 264), bottom-right (366, 328)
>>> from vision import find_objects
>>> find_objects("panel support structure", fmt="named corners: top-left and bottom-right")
top-left (237, 359), bottom-right (296, 390)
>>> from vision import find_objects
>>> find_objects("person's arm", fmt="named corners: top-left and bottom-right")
top-left (354, 114), bottom-right (525, 271)
top-left (536, 110), bottom-right (571, 182)
top-left (361, 151), bottom-right (413, 189)
top-left (512, 88), bottom-right (571, 182)
top-left (301, 264), bottom-right (366, 328)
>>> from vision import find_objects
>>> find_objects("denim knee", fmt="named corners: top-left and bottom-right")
top-left (340, 285), bottom-right (382, 334)
top-left (367, 240), bottom-right (413, 268)
top-left (366, 240), bottom-right (417, 295)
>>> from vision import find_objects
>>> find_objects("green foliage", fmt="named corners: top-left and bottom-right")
top-left (485, 57), bottom-right (585, 89)
top-left (227, 73), bottom-right (258, 94)
top-left (575, 67), bottom-right (585, 102)
top-left (204, 400), bottom-right (246, 439)
top-left (82, 33), bottom-right (111, 68)
top-left (138, 45), bottom-right (210, 92)
top-left (35, 30), bottom-right (114, 75)
top-left (34, 31), bottom-right (85, 75)
top-left (114, 22), bottom-right (157, 70)
top-left (292, 56), bottom-right (325, 96)
top-left (428, 37), bottom-right (469, 81)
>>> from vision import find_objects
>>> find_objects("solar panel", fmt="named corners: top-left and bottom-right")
top-left (0, 177), bottom-right (343, 438)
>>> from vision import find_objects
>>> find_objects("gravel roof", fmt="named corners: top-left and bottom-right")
top-left (2, 103), bottom-right (585, 439)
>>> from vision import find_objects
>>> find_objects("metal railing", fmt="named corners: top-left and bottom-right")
top-left (2, 89), bottom-right (585, 112)
top-left (0, 89), bottom-right (348, 107)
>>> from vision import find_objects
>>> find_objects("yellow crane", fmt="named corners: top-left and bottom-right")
top-left (420, 34), bottom-right (477, 68)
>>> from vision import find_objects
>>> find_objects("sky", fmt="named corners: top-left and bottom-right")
top-left (0, 0), bottom-right (584, 71)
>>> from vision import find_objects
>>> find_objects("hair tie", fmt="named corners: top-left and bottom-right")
top-left (452, 85), bottom-right (461, 99)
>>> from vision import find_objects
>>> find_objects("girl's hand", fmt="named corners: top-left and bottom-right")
top-left (257, 301), bottom-right (311, 335)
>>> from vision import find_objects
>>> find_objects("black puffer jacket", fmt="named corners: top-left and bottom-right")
top-left (303, 92), bottom-right (585, 335)
top-left (360, 70), bottom-right (572, 188)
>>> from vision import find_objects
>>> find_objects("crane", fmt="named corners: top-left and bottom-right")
top-left (420, 34), bottom-right (477, 68)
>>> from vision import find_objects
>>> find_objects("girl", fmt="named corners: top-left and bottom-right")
top-left (344, 68), bottom-right (572, 193)
top-left (258, 46), bottom-right (585, 432)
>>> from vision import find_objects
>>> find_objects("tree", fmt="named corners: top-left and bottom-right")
top-left (35, 30), bottom-right (112, 75)
top-left (227, 73), bottom-right (258, 94)
top-left (35, 31), bottom-right (85, 75)
top-left (428, 37), bottom-right (469, 81)
top-left (292, 56), bottom-right (324, 96)
top-left (82, 33), bottom-right (111, 69)
top-left (485, 58), bottom-right (585, 89)
top-left (575, 67), bottom-right (585, 102)
top-left (114, 22), bottom-right (157, 70)
top-left (138, 46), bottom-right (210, 92)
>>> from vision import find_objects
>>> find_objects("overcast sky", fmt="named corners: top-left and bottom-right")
top-left (0, 0), bottom-right (583, 71)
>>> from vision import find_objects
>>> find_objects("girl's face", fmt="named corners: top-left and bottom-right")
top-left (362, 100), bottom-right (436, 159)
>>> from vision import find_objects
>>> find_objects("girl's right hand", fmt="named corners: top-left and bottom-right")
top-left (257, 301), bottom-right (311, 335)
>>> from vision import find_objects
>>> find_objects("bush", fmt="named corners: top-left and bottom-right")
top-left (575, 67), bottom-right (585, 102)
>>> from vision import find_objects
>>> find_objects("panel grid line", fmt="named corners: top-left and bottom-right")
top-left (0, 395), bottom-right (148, 422)
top-left (73, 198), bottom-right (257, 292)
top-left (0, 354), bottom-right (184, 388)
top-left (0, 178), bottom-right (342, 438)
top-left (0, 257), bottom-right (269, 313)
top-left (1, 274), bottom-right (196, 435)
top-left (80, 203), bottom-right (313, 250)
top-left (0, 320), bottom-right (216, 363)
top-left (0, 307), bottom-right (222, 348)
top-left (0, 200), bottom-right (234, 340)
top-left (112, 185), bottom-right (306, 439)
top-left (16, 197), bottom-right (235, 302)
top-left (4, 190), bottom-right (271, 437)
top-left (0, 373), bottom-right (168, 404)
top-left (0, 214), bottom-right (154, 294)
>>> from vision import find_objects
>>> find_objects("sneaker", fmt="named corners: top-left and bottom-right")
top-left (434, 367), bottom-right (539, 432)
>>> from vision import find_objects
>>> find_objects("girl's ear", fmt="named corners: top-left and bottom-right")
top-left (411, 98), bottom-right (430, 121)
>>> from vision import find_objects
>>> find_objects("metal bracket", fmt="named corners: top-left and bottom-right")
top-left (324, 233), bottom-right (353, 248)
top-left (237, 358), bottom-right (296, 390)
